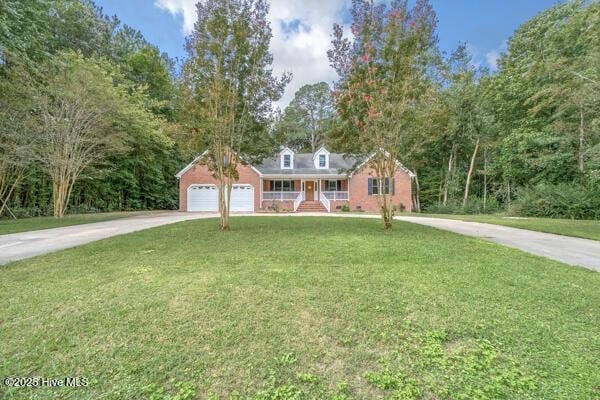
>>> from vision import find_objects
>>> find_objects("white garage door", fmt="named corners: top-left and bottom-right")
top-left (187, 185), bottom-right (218, 212)
top-left (229, 184), bottom-right (254, 212)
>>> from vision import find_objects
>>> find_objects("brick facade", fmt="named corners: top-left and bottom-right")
top-left (178, 164), bottom-right (261, 212)
top-left (347, 166), bottom-right (412, 213)
top-left (178, 161), bottom-right (413, 213)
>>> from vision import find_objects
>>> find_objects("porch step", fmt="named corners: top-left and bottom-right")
top-left (296, 201), bottom-right (327, 212)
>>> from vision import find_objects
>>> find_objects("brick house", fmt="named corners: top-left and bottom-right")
top-left (176, 146), bottom-right (414, 213)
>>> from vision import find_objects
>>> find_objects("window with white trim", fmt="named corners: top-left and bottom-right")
top-left (369, 178), bottom-right (392, 195)
top-left (283, 154), bottom-right (291, 168)
top-left (372, 178), bottom-right (379, 195)
top-left (269, 180), bottom-right (293, 192)
top-left (319, 154), bottom-right (326, 168)
top-left (327, 180), bottom-right (342, 191)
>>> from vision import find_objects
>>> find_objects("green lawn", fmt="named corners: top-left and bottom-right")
top-left (0, 211), bottom-right (159, 235)
top-left (412, 213), bottom-right (600, 241)
top-left (1, 217), bottom-right (598, 399)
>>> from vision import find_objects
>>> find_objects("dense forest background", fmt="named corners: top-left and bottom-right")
top-left (281, 0), bottom-right (600, 219)
top-left (0, 0), bottom-right (186, 217)
top-left (0, 0), bottom-right (599, 219)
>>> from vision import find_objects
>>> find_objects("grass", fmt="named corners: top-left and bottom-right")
top-left (1, 217), bottom-right (599, 399)
top-left (411, 213), bottom-right (600, 241)
top-left (0, 211), bottom-right (160, 235)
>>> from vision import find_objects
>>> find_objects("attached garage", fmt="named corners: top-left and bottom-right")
top-left (186, 184), bottom-right (254, 212)
top-left (187, 185), bottom-right (218, 212)
top-left (228, 184), bottom-right (254, 212)
top-left (177, 155), bottom-right (260, 212)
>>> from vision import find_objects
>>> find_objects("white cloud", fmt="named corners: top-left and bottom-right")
top-left (154, 0), bottom-right (197, 34)
top-left (154, 0), bottom-right (350, 109)
top-left (484, 40), bottom-right (507, 72)
top-left (464, 40), bottom-right (507, 72)
top-left (464, 43), bottom-right (482, 70)
top-left (485, 50), bottom-right (501, 71)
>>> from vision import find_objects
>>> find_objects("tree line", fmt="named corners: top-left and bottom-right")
top-left (1, 0), bottom-right (598, 226)
top-left (0, 0), bottom-right (184, 218)
top-left (279, 0), bottom-right (600, 221)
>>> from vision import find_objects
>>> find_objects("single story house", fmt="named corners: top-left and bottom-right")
top-left (176, 146), bottom-right (414, 213)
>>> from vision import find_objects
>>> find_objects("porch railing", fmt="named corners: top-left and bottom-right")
top-left (263, 191), bottom-right (300, 201)
top-left (319, 191), bottom-right (331, 212)
top-left (323, 191), bottom-right (349, 201)
top-left (293, 191), bottom-right (304, 212)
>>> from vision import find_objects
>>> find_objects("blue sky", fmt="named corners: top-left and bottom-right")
top-left (95, 0), bottom-right (562, 107)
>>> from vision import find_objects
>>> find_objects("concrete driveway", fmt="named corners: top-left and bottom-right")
top-left (1, 212), bottom-right (598, 271)
top-left (0, 212), bottom-right (209, 265)
top-left (395, 216), bottom-right (600, 272)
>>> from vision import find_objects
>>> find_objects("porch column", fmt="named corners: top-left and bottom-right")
top-left (318, 179), bottom-right (321, 200)
top-left (347, 178), bottom-right (350, 201)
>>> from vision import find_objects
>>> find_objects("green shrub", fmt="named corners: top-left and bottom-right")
top-left (340, 204), bottom-right (350, 212)
top-left (268, 203), bottom-right (280, 213)
top-left (392, 202), bottom-right (407, 213)
top-left (510, 180), bottom-right (600, 219)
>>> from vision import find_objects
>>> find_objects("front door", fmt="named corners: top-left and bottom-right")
top-left (305, 180), bottom-right (314, 201)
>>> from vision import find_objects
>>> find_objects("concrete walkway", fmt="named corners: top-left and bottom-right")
top-left (1, 212), bottom-right (598, 271)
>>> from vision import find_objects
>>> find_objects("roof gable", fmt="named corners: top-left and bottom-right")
top-left (350, 151), bottom-right (416, 178)
top-left (175, 149), bottom-right (415, 178)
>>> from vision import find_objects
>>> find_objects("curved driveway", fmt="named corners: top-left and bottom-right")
top-left (0, 212), bottom-right (598, 271)
top-left (395, 216), bottom-right (600, 272)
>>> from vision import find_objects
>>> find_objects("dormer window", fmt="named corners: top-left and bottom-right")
top-left (314, 146), bottom-right (330, 169)
top-left (280, 147), bottom-right (294, 169)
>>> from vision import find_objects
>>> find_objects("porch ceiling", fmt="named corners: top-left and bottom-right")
top-left (261, 174), bottom-right (348, 179)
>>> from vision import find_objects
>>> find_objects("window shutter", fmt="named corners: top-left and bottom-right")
top-left (368, 178), bottom-right (373, 195)
top-left (392, 178), bottom-right (395, 195)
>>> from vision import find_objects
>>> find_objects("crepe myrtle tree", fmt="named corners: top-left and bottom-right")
top-left (181, 0), bottom-right (290, 230)
top-left (328, 0), bottom-right (440, 229)
top-left (33, 52), bottom-right (128, 218)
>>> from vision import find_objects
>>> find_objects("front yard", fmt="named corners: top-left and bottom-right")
top-left (1, 217), bottom-right (598, 399)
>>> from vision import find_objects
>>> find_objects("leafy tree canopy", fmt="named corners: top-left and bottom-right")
top-left (275, 82), bottom-right (335, 152)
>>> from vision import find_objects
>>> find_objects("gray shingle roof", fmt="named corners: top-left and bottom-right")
top-left (254, 153), bottom-right (362, 175)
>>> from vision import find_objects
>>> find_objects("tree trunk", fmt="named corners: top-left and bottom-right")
top-left (578, 106), bottom-right (585, 173)
top-left (375, 157), bottom-right (394, 230)
top-left (0, 173), bottom-right (21, 219)
top-left (443, 151), bottom-right (453, 206)
top-left (438, 169), bottom-right (444, 205)
top-left (463, 136), bottom-right (480, 208)
top-left (219, 179), bottom-right (232, 231)
top-left (53, 179), bottom-right (69, 218)
top-left (380, 195), bottom-right (393, 230)
top-left (483, 148), bottom-right (488, 212)
top-left (413, 173), bottom-right (421, 213)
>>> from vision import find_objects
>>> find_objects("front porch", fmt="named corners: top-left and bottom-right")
top-left (260, 178), bottom-right (349, 212)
